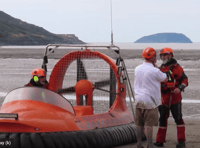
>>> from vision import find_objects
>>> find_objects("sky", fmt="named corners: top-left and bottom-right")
top-left (1, 0), bottom-right (200, 43)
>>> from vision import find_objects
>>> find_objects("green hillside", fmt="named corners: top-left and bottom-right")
top-left (0, 11), bottom-right (84, 45)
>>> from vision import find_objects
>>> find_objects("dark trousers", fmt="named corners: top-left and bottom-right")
top-left (159, 102), bottom-right (184, 126)
top-left (156, 102), bottom-right (185, 143)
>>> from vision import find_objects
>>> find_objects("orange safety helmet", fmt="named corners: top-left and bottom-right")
top-left (142, 47), bottom-right (156, 59)
top-left (31, 68), bottom-right (46, 77)
top-left (159, 47), bottom-right (174, 57)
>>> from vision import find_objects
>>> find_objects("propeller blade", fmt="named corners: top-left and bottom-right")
top-left (94, 79), bottom-right (111, 89)
top-left (57, 87), bottom-right (75, 93)
top-left (77, 59), bottom-right (88, 81)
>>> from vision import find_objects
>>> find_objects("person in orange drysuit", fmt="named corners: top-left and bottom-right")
top-left (154, 47), bottom-right (188, 148)
top-left (25, 68), bottom-right (49, 88)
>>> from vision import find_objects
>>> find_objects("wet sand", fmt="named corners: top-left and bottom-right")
top-left (114, 119), bottom-right (200, 148)
top-left (0, 47), bottom-right (200, 60)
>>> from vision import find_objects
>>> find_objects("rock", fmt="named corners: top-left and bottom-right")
top-left (134, 33), bottom-right (192, 43)
top-left (0, 11), bottom-right (85, 45)
top-left (57, 34), bottom-right (84, 44)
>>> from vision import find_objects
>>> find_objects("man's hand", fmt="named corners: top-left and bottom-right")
top-left (163, 77), bottom-right (168, 82)
top-left (153, 63), bottom-right (158, 68)
top-left (173, 88), bottom-right (180, 94)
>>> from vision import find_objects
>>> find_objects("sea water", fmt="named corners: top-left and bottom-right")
top-left (1, 42), bottom-right (200, 50)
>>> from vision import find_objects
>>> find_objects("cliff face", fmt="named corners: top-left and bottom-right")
top-left (57, 34), bottom-right (85, 44)
top-left (134, 33), bottom-right (192, 43)
top-left (0, 11), bottom-right (84, 45)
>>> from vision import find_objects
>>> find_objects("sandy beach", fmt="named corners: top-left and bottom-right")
top-left (114, 119), bottom-right (200, 148)
top-left (0, 46), bottom-right (199, 147)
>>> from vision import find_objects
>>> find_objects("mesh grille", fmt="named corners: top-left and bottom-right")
top-left (53, 52), bottom-right (118, 114)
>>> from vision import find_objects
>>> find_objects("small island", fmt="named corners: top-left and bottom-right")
top-left (134, 33), bottom-right (192, 43)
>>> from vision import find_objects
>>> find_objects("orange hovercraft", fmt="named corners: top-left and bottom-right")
top-left (0, 45), bottom-right (146, 148)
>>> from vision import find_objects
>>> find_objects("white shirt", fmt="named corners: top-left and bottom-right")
top-left (134, 62), bottom-right (167, 109)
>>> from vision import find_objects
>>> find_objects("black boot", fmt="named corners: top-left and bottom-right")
top-left (176, 142), bottom-right (185, 148)
top-left (153, 142), bottom-right (164, 147)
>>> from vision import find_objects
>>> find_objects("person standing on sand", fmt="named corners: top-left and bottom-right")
top-left (24, 68), bottom-right (49, 88)
top-left (134, 47), bottom-right (167, 148)
top-left (154, 47), bottom-right (188, 148)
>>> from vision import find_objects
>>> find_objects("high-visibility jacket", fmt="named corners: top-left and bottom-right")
top-left (159, 58), bottom-right (188, 106)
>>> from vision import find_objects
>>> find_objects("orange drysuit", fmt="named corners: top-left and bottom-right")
top-left (156, 58), bottom-right (188, 143)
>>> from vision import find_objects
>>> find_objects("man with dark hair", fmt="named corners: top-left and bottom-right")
top-left (25, 68), bottom-right (49, 88)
